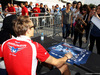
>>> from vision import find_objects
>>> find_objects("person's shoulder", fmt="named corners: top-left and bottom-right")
top-left (13, 6), bottom-right (15, 8)
top-left (33, 7), bottom-right (36, 9)
top-left (70, 10), bottom-right (72, 13)
top-left (62, 10), bottom-right (66, 12)
top-left (37, 7), bottom-right (40, 9)
top-left (31, 41), bottom-right (41, 48)
top-left (28, 5), bottom-right (31, 7)
top-left (23, 6), bottom-right (27, 9)
top-left (1, 38), bottom-right (15, 46)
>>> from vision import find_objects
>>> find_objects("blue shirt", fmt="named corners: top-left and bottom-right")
top-left (91, 25), bottom-right (100, 37)
top-left (90, 14), bottom-right (100, 37)
top-left (61, 8), bottom-right (66, 11)
top-left (56, 7), bottom-right (60, 15)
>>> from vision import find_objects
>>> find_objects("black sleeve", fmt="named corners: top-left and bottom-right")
top-left (43, 8), bottom-right (45, 13)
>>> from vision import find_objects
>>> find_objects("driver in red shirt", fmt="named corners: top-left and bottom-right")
top-left (0, 16), bottom-right (72, 75)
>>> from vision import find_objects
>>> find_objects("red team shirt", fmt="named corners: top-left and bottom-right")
top-left (10, 7), bottom-right (16, 12)
top-left (22, 6), bottom-right (29, 16)
top-left (0, 36), bottom-right (50, 75)
top-left (32, 7), bottom-right (40, 17)
top-left (8, 7), bottom-right (11, 12)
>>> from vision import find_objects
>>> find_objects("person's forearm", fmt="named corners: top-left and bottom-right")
top-left (96, 14), bottom-right (100, 19)
top-left (71, 16), bottom-right (73, 27)
top-left (45, 53), bottom-right (72, 68)
top-left (62, 15), bottom-right (63, 24)
top-left (61, 15), bottom-right (63, 27)
top-left (88, 15), bottom-right (91, 22)
top-left (45, 55), bottom-right (68, 68)
top-left (54, 56), bottom-right (68, 68)
top-left (82, 19), bottom-right (87, 26)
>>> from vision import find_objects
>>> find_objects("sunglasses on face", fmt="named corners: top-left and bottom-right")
top-left (30, 26), bottom-right (35, 29)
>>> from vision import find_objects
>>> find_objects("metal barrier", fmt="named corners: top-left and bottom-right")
top-left (30, 13), bottom-right (62, 38)
top-left (0, 12), bottom-right (62, 38)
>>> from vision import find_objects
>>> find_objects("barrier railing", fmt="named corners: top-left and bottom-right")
top-left (30, 14), bottom-right (62, 38)
top-left (0, 12), bottom-right (62, 38)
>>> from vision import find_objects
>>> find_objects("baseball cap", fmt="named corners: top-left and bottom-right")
top-left (35, 3), bottom-right (39, 6)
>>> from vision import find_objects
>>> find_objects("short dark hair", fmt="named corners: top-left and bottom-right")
top-left (63, 5), bottom-right (65, 7)
top-left (91, 5), bottom-right (96, 9)
top-left (98, 4), bottom-right (100, 7)
top-left (66, 2), bottom-right (71, 5)
top-left (56, 4), bottom-right (59, 6)
top-left (40, 3), bottom-right (43, 5)
top-left (73, 1), bottom-right (77, 4)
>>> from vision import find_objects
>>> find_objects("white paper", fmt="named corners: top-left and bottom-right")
top-left (91, 16), bottom-right (100, 29)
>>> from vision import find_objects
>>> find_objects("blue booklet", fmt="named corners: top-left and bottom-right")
top-left (48, 42), bottom-right (91, 65)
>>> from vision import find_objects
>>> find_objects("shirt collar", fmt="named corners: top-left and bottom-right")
top-left (17, 35), bottom-right (31, 41)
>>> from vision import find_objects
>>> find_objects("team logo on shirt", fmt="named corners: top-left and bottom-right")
top-left (8, 45), bottom-right (25, 53)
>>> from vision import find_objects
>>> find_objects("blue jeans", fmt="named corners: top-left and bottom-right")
top-left (62, 24), bottom-right (71, 39)
top-left (71, 23), bottom-right (75, 38)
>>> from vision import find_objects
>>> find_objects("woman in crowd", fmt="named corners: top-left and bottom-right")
top-left (70, 1), bottom-right (82, 40)
top-left (73, 5), bottom-right (87, 48)
top-left (75, 1), bottom-right (82, 18)
top-left (81, 5), bottom-right (90, 43)
top-left (70, 1), bottom-right (77, 39)
top-left (89, 4), bottom-right (100, 54)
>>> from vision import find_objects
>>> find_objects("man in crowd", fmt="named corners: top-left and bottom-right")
top-left (21, 3), bottom-right (29, 16)
top-left (16, 4), bottom-right (22, 16)
top-left (40, 3), bottom-right (45, 15)
top-left (7, 3), bottom-right (11, 12)
top-left (28, 2), bottom-right (33, 16)
top-left (62, 2), bottom-right (73, 42)
top-left (25, 2), bottom-right (29, 8)
top-left (0, 16), bottom-right (72, 75)
top-left (61, 5), bottom-right (66, 11)
top-left (10, 4), bottom-right (16, 14)
top-left (32, 3), bottom-right (40, 17)
top-left (40, 3), bottom-right (45, 28)
top-left (28, 2), bottom-right (33, 10)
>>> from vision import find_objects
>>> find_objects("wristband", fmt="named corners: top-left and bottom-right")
top-left (64, 54), bottom-right (68, 59)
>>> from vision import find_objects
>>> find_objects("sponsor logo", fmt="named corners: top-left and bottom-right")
top-left (7, 42), bottom-right (26, 53)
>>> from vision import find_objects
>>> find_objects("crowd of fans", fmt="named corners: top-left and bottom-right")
top-left (0, 1), bottom-right (100, 75)
top-left (3, 2), bottom-right (62, 16)
top-left (61, 1), bottom-right (100, 55)
top-left (1, 1), bottom-right (100, 54)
